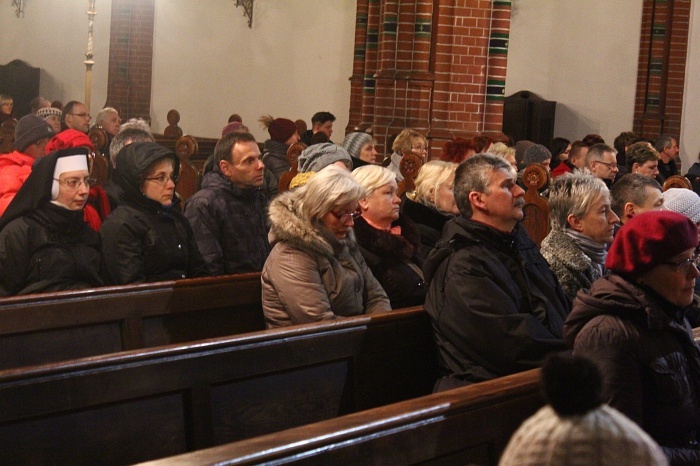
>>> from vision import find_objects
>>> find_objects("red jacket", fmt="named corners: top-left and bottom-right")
top-left (0, 150), bottom-right (34, 217)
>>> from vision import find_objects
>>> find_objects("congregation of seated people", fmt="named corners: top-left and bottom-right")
top-left (1, 93), bottom-right (699, 463)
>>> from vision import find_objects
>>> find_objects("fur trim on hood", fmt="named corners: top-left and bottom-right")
top-left (267, 190), bottom-right (348, 259)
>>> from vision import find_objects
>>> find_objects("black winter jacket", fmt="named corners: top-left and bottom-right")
top-left (100, 143), bottom-right (209, 285)
top-left (184, 168), bottom-right (270, 275)
top-left (400, 195), bottom-right (452, 262)
top-left (565, 274), bottom-right (700, 465)
top-left (353, 215), bottom-right (426, 309)
top-left (0, 203), bottom-right (103, 296)
top-left (423, 217), bottom-right (571, 386)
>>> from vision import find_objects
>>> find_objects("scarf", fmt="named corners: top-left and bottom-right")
top-left (565, 228), bottom-right (607, 276)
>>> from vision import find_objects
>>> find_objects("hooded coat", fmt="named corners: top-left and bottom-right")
top-left (0, 148), bottom-right (102, 296)
top-left (352, 214), bottom-right (426, 309)
top-left (565, 274), bottom-right (700, 465)
top-left (184, 165), bottom-right (270, 275)
top-left (423, 217), bottom-right (571, 387)
top-left (262, 190), bottom-right (391, 328)
top-left (100, 143), bottom-right (208, 285)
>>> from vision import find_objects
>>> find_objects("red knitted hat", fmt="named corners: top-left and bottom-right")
top-left (268, 118), bottom-right (297, 143)
top-left (606, 210), bottom-right (698, 279)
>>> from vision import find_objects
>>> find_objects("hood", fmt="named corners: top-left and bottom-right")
top-left (267, 189), bottom-right (342, 258)
top-left (563, 274), bottom-right (655, 347)
top-left (113, 142), bottom-right (179, 206)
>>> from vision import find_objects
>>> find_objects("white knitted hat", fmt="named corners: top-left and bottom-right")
top-left (499, 405), bottom-right (668, 466)
top-left (663, 188), bottom-right (700, 224)
top-left (499, 354), bottom-right (668, 466)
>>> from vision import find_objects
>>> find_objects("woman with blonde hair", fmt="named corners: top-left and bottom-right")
top-left (387, 128), bottom-right (428, 182)
top-left (352, 165), bottom-right (426, 308)
top-left (262, 165), bottom-right (390, 327)
top-left (402, 160), bottom-right (459, 261)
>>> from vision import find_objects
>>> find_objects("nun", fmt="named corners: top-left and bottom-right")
top-left (0, 147), bottom-right (103, 296)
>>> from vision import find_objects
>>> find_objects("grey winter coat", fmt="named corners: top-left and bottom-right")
top-left (262, 190), bottom-right (391, 328)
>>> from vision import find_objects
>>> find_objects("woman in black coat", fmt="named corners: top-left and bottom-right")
top-left (352, 165), bottom-right (426, 309)
top-left (0, 147), bottom-right (103, 296)
top-left (100, 142), bottom-right (208, 284)
top-left (400, 160), bottom-right (459, 262)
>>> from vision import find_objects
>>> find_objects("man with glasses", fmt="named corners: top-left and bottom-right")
top-left (586, 143), bottom-right (619, 187)
top-left (184, 132), bottom-right (271, 275)
top-left (62, 100), bottom-right (91, 133)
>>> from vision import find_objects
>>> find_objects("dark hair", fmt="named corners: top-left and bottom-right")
top-left (228, 113), bottom-right (242, 123)
top-left (549, 137), bottom-right (570, 169)
top-left (62, 101), bottom-right (83, 121)
top-left (568, 141), bottom-right (587, 162)
top-left (582, 133), bottom-right (605, 147)
top-left (204, 132), bottom-right (257, 173)
top-left (311, 111), bottom-right (336, 125)
top-left (613, 131), bottom-right (641, 166)
top-left (440, 137), bottom-right (477, 163)
top-left (610, 173), bottom-right (662, 218)
top-left (309, 131), bottom-right (330, 146)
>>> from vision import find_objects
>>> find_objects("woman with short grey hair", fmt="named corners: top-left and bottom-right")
top-left (352, 165), bottom-right (426, 308)
top-left (541, 172), bottom-right (619, 300)
top-left (262, 165), bottom-right (391, 327)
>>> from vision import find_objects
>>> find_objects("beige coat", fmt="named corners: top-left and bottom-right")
top-left (262, 191), bottom-right (391, 328)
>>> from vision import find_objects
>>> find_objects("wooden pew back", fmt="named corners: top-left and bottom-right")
top-left (0, 307), bottom-right (438, 465)
top-left (140, 369), bottom-right (543, 466)
top-left (0, 274), bottom-right (265, 370)
top-left (522, 163), bottom-right (550, 246)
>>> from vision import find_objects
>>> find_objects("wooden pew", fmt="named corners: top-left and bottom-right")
top-left (139, 369), bottom-right (543, 466)
top-left (0, 307), bottom-right (438, 465)
top-left (0, 274), bottom-right (265, 370)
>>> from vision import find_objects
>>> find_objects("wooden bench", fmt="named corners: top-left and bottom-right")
top-left (521, 163), bottom-right (550, 247)
top-left (139, 328), bottom-right (700, 465)
top-left (0, 306), bottom-right (438, 465)
top-left (0, 273), bottom-right (265, 370)
top-left (139, 368), bottom-right (543, 466)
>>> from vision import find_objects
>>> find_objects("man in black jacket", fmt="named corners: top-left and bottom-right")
top-left (184, 132), bottom-right (270, 275)
top-left (423, 154), bottom-right (571, 391)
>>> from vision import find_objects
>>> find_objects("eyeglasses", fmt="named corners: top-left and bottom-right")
top-left (662, 254), bottom-right (699, 274)
top-left (331, 209), bottom-right (362, 221)
top-left (54, 177), bottom-right (97, 189)
top-left (144, 173), bottom-right (179, 185)
top-left (596, 160), bottom-right (619, 170)
top-left (70, 113), bottom-right (91, 119)
top-left (412, 145), bottom-right (427, 152)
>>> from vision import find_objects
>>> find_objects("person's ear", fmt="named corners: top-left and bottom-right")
top-left (468, 191), bottom-right (486, 211)
top-left (624, 202), bottom-right (635, 219)
top-left (358, 198), bottom-right (370, 211)
top-left (567, 213), bottom-right (584, 232)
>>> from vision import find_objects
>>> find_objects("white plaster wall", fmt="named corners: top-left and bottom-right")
top-left (505, 0), bottom-right (643, 145)
top-left (0, 0), bottom-right (112, 113)
top-left (680, 0), bottom-right (700, 169)
top-left (151, 0), bottom-right (356, 142)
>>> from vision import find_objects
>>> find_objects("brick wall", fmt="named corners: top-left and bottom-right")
top-left (633, 0), bottom-right (690, 142)
top-left (347, 0), bottom-right (511, 159)
top-left (105, 0), bottom-right (155, 123)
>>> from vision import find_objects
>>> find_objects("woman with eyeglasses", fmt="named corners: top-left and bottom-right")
top-left (564, 210), bottom-right (700, 464)
top-left (262, 165), bottom-right (391, 328)
top-left (100, 142), bottom-right (208, 285)
top-left (0, 147), bottom-right (103, 296)
top-left (386, 128), bottom-right (428, 182)
top-left (352, 165), bottom-right (427, 308)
